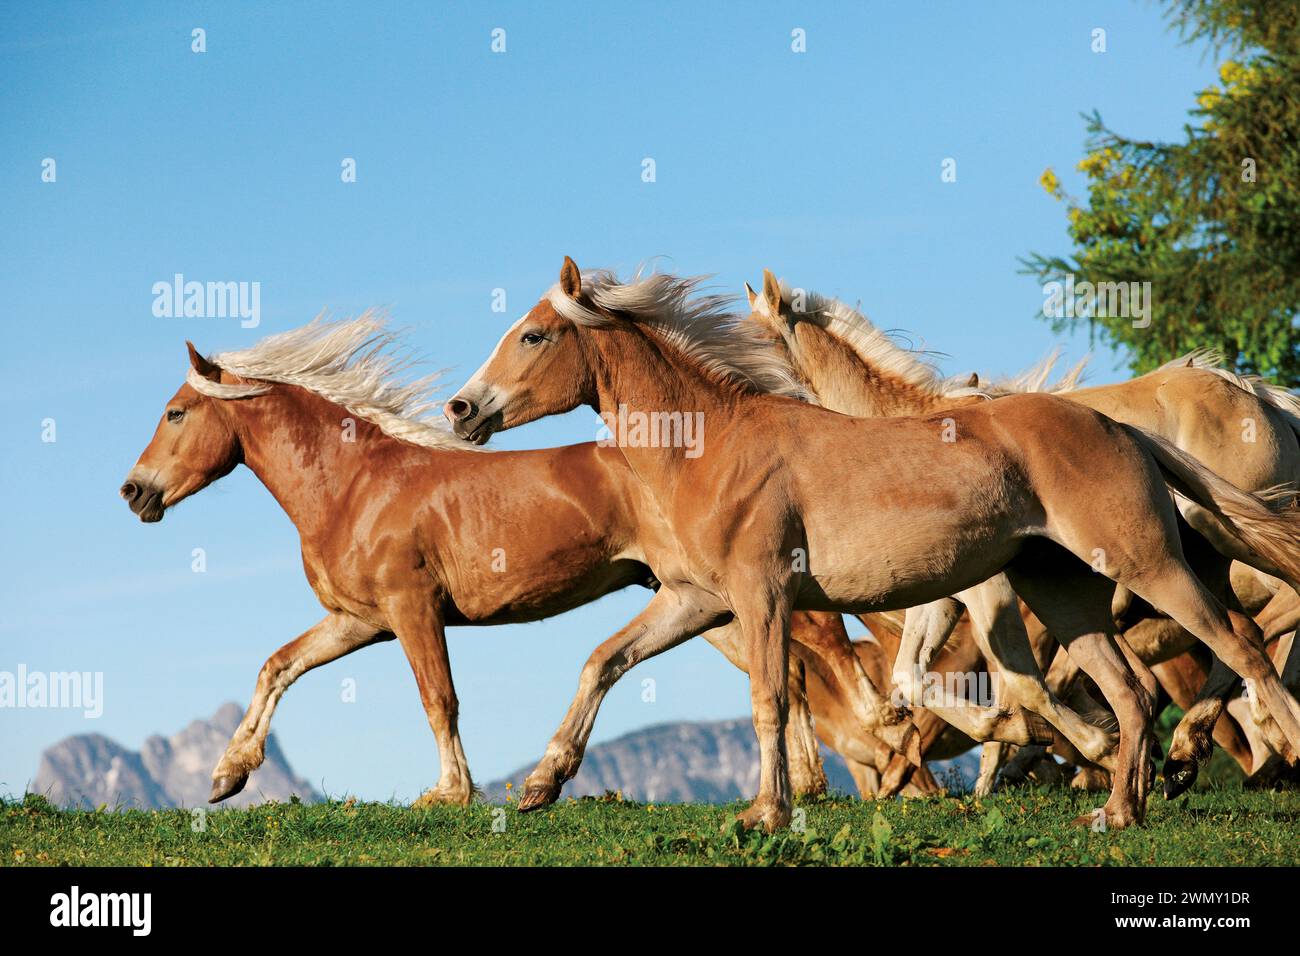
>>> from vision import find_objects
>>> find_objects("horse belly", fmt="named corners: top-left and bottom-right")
top-left (796, 510), bottom-right (1021, 613)
top-left (446, 551), bottom-right (645, 625)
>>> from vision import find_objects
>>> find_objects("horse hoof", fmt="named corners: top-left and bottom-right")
top-left (517, 784), bottom-right (559, 812)
top-left (878, 722), bottom-right (922, 767)
top-left (413, 786), bottom-right (473, 808)
top-left (1162, 759), bottom-right (1197, 799)
top-left (209, 774), bottom-right (247, 804)
top-left (735, 801), bottom-right (791, 833)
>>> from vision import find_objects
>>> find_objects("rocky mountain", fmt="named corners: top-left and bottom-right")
top-left (480, 718), bottom-right (981, 803)
top-left (33, 708), bottom-right (981, 810)
top-left (32, 702), bottom-right (321, 810)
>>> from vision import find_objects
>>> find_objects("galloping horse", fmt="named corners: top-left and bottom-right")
top-left (744, 270), bottom-right (1300, 792)
top-left (119, 315), bottom-right (920, 804)
top-left (445, 258), bottom-right (1300, 830)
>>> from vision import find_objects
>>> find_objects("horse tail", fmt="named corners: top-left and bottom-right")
top-left (1123, 423), bottom-right (1300, 587)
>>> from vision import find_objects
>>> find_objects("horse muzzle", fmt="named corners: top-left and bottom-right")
top-left (120, 479), bottom-right (166, 523)
top-left (444, 397), bottom-right (500, 445)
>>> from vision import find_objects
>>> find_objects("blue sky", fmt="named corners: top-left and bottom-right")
top-left (0, 2), bottom-right (1221, 802)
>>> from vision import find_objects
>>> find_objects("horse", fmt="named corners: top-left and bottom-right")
top-left (744, 270), bottom-right (1300, 791)
top-left (444, 258), bottom-right (1300, 831)
top-left (118, 314), bottom-right (925, 805)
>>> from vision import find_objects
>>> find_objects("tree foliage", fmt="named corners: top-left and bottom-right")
top-left (1023, 0), bottom-right (1300, 385)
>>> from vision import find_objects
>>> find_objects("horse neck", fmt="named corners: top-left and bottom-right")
top-left (790, 324), bottom-right (949, 417)
top-left (584, 322), bottom-right (744, 484)
top-left (220, 385), bottom-right (391, 541)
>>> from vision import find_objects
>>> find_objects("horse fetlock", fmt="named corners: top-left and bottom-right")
top-left (1070, 766), bottom-right (1111, 792)
top-left (213, 744), bottom-right (262, 779)
top-left (1168, 712), bottom-right (1216, 767)
top-left (413, 778), bottom-right (474, 808)
top-left (735, 796), bottom-right (793, 833)
top-left (789, 754), bottom-right (829, 797)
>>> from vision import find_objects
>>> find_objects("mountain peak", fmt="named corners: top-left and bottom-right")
top-left (32, 703), bottom-right (320, 810)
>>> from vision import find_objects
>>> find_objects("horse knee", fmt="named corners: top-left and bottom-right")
top-left (996, 672), bottom-right (1051, 714)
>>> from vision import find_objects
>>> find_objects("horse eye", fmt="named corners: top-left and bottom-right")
top-left (521, 331), bottom-right (545, 347)
top-left (167, 409), bottom-right (185, 423)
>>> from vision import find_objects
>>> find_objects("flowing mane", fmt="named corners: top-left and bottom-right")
top-left (982, 347), bottom-right (1090, 396)
top-left (761, 280), bottom-right (1088, 401)
top-left (186, 312), bottom-right (479, 451)
top-left (763, 281), bottom-right (979, 401)
top-left (547, 269), bottom-right (809, 400)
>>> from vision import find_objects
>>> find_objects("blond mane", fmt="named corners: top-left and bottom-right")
top-left (759, 281), bottom-right (1086, 402)
top-left (982, 347), bottom-right (1090, 396)
top-left (547, 269), bottom-right (809, 401)
top-left (186, 312), bottom-right (479, 451)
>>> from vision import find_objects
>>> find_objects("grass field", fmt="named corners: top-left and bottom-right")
top-left (5, 786), bottom-right (1298, 867)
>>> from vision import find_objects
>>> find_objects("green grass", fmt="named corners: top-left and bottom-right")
top-left (4, 787), bottom-right (1297, 866)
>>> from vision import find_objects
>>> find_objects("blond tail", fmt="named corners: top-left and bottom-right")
top-left (1122, 424), bottom-right (1300, 586)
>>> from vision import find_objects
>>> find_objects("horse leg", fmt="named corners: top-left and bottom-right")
top-left (1256, 587), bottom-right (1300, 643)
top-left (786, 652), bottom-right (828, 797)
top-left (703, 619), bottom-right (828, 797)
top-left (1238, 633), bottom-right (1300, 785)
top-left (1268, 630), bottom-right (1299, 763)
top-left (905, 763), bottom-right (942, 795)
top-left (877, 707), bottom-right (964, 797)
top-left (733, 581), bottom-right (800, 833)
top-left (959, 574), bottom-right (1118, 767)
top-left (1111, 513), bottom-right (1300, 753)
top-left (1150, 532), bottom-right (1253, 795)
top-left (210, 612), bottom-right (387, 803)
top-left (878, 582), bottom-right (1061, 751)
top-left (892, 598), bottom-right (964, 706)
top-left (785, 609), bottom-right (919, 761)
top-left (519, 585), bottom-right (730, 811)
top-left (846, 759), bottom-right (880, 797)
top-left (1152, 651), bottom-right (1254, 776)
top-left (1121, 564), bottom-right (1300, 776)
top-left (1004, 560), bottom-right (1155, 829)
top-left (380, 597), bottom-right (477, 806)
top-left (975, 742), bottom-right (1007, 796)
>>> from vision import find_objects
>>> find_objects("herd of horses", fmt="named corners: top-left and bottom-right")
top-left (120, 258), bottom-right (1300, 833)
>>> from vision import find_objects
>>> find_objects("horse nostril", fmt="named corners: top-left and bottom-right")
top-left (444, 398), bottom-right (475, 422)
top-left (120, 482), bottom-right (140, 502)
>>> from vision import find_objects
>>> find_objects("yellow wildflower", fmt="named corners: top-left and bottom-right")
top-left (1039, 167), bottom-right (1061, 197)
top-left (1077, 147), bottom-right (1118, 176)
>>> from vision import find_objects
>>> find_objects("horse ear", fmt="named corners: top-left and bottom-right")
top-left (965, 373), bottom-right (980, 388)
top-left (744, 282), bottom-right (759, 309)
top-left (761, 269), bottom-right (782, 313)
top-left (560, 256), bottom-right (582, 299)
top-left (186, 341), bottom-right (220, 380)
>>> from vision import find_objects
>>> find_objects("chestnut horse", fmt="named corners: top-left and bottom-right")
top-left (744, 271), bottom-right (1300, 791)
top-left (119, 315), bottom-right (925, 805)
top-left (445, 259), bottom-right (1300, 830)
